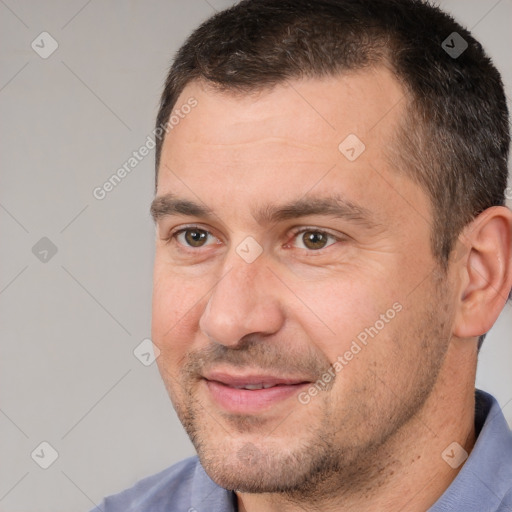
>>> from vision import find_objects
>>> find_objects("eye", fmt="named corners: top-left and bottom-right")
top-left (290, 229), bottom-right (339, 251)
top-left (172, 227), bottom-right (219, 248)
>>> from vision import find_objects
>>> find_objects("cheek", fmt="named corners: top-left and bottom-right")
top-left (151, 263), bottom-right (204, 353)
top-left (295, 274), bottom-right (391, 347)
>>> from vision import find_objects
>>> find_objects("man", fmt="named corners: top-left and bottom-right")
top-left (96, 0), bottom-right (512, 510)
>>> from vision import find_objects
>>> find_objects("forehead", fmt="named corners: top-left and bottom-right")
top-left (163, 66), bottom-right (406, 156)
top-left (156, 68), bottom-right (429, 230)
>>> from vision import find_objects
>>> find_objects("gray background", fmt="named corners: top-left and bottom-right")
top-left (0, 1), bottom-right (511, 510)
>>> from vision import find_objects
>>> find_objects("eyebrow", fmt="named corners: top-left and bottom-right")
top-left (151, 194), bottom-right (215, 221)
top-left (150, 192), bottom-right (379, 228)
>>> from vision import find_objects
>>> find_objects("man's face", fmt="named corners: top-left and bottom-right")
top-left (151, 69), bottom-right (455, 493)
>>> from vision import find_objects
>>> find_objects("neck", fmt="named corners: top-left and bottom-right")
top-left (236, 342), bottom-right (477, 512)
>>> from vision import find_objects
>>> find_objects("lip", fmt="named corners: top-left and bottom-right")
top-left (202, 371), bottom-right (312, 414)
top-left (203, 371), bottom-right (310, 387)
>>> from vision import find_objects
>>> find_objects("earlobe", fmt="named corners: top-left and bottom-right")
top-left (453, 206), bottom-right (512, 339)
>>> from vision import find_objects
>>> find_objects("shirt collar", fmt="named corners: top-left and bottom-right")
top-left (429, 389), bottom-right (512, 511)
top-left (190, 457), bottom-right (237, 512)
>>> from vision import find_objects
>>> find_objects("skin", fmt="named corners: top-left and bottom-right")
top-left (151, 67), bottom-right (512, 512)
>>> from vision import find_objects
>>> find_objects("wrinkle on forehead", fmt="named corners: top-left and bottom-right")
top-left (180, 137), bottom-right (327, 151)
top-left (166, 66), bottom-right (406, 151)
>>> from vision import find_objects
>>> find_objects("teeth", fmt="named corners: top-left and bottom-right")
top-left (244, 384), bottom-right (264, 390)
top-left (233, 383), bottom-right (277, 390)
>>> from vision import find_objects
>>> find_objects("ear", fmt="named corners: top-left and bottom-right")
top-left (453, 206), bottom-right (512, 339)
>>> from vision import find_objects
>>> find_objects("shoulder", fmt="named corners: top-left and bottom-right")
top-left (95, 456), bottom-right (206, 512)
top-left (470, 390), bottom-right (512, 509)
top-left (498, 490), bottom-right (512, 510)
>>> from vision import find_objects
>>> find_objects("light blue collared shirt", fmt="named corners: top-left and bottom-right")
top-left (93, 390), bottom-right (512, 512)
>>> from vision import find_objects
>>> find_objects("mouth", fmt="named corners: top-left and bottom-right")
top-left (202, 371), bottom-right (312, 414)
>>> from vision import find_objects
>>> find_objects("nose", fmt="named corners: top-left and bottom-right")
top-left (199, 254), bottom-right (285, 348)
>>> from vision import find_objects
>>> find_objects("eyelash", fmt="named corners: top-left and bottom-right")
top-left (163, 225), bottom-right (341, 253)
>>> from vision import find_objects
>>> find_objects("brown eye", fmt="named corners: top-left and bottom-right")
top-left (183, 228), bottom-right (209, 247)
top-left (300, 230), bottom-right (332, 250)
